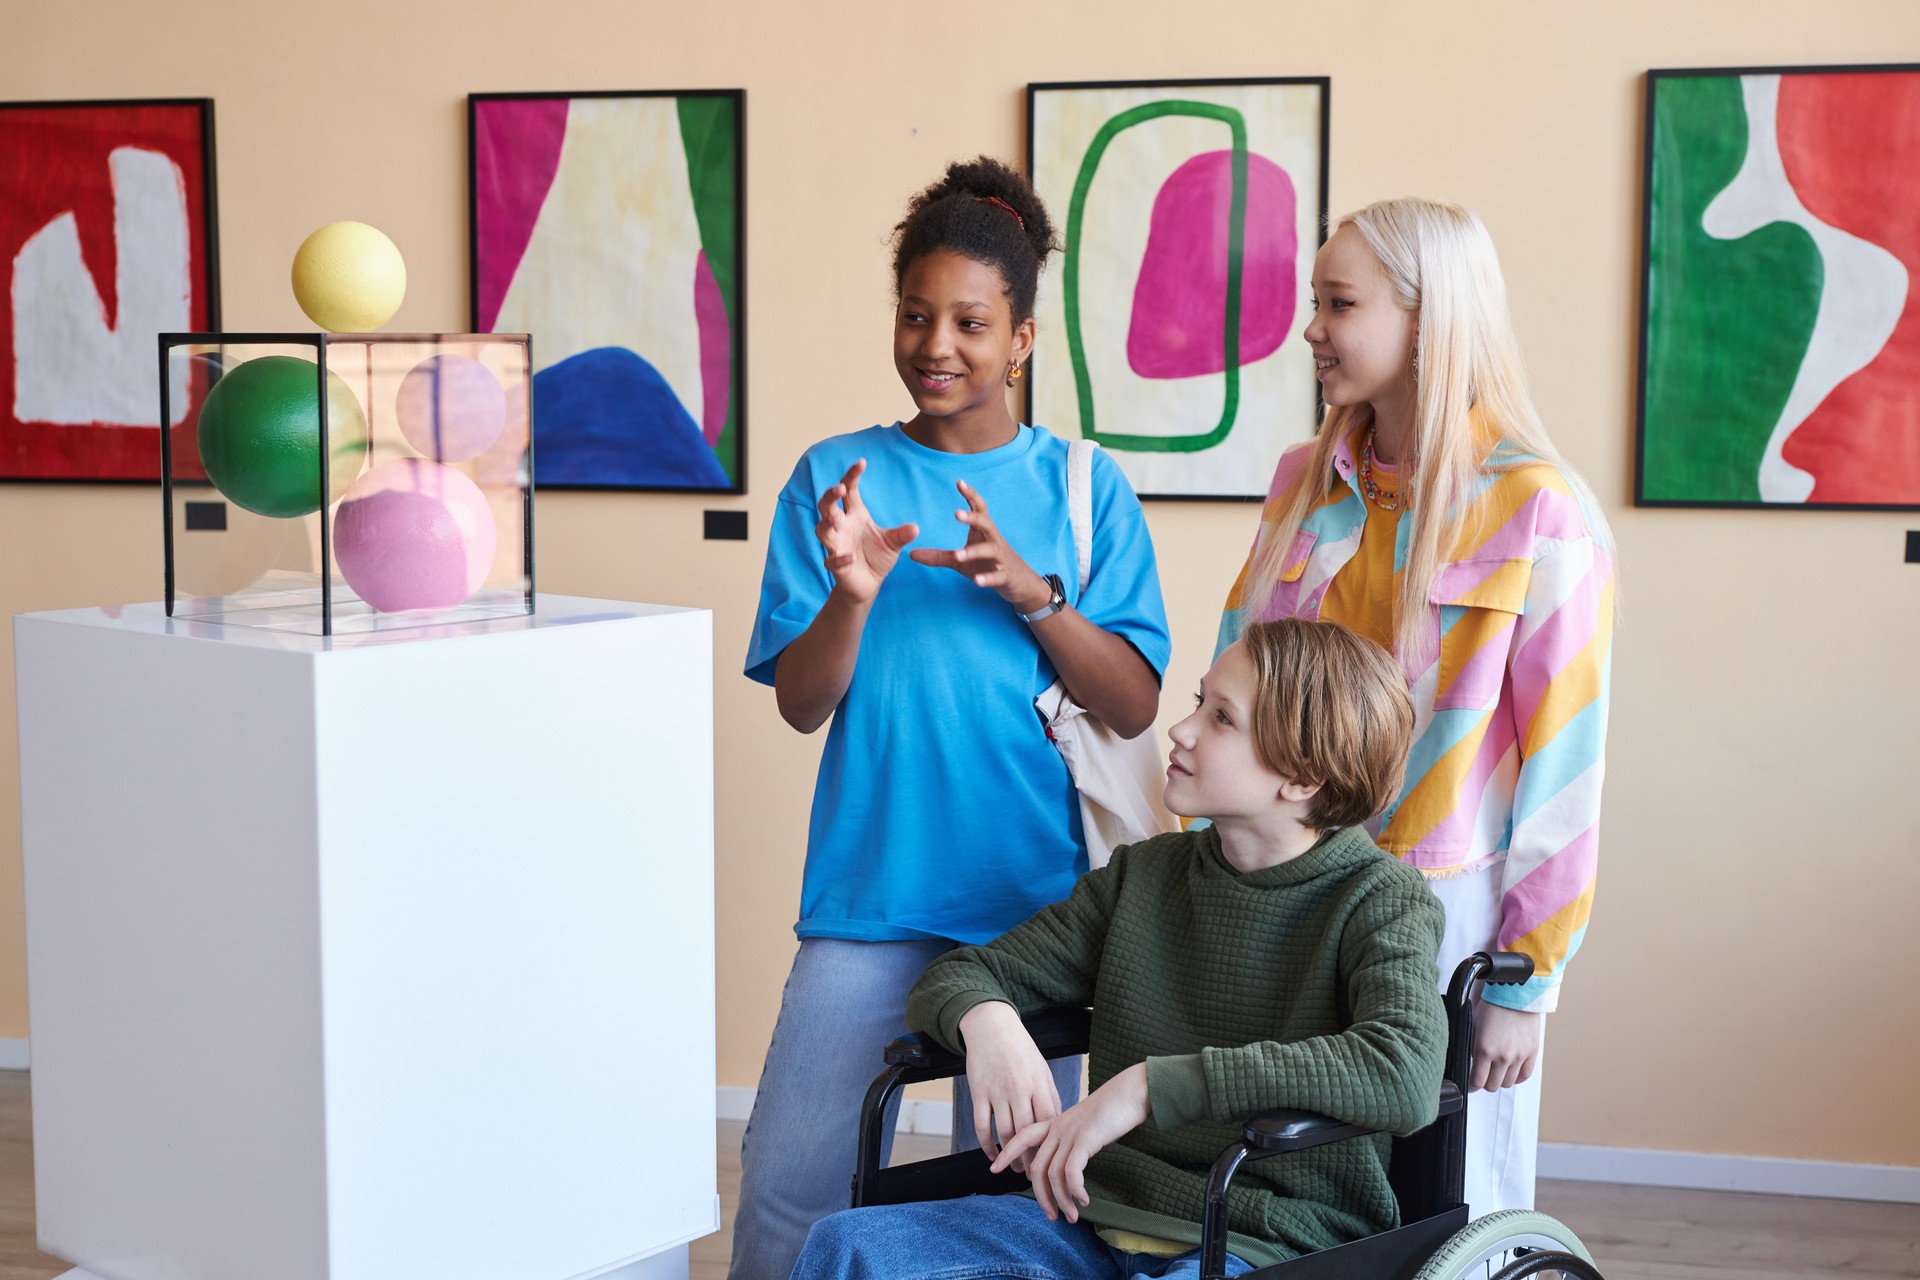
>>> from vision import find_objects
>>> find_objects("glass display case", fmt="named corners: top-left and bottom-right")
top-left (158, 332), bottom-right (533, 636)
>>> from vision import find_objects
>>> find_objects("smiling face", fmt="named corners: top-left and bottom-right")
top-left (1302, 223), bottom-right (1419, 414)
top-left (1165, 641), bottom-right (1296, 823)
top-left (894, 249), bottom-right (1035, 430)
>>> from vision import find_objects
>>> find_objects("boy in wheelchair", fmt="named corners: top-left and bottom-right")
top-left (792, 618), bottom-right (1447, 1277)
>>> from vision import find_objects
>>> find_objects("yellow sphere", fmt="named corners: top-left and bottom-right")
top-left (291, 221), bottom-right (407, 332)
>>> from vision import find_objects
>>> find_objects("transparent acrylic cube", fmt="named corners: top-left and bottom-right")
top-left (158, 332), bottom-right (533, 636)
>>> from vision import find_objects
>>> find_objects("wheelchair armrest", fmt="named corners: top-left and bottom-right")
top-left (883, 1005), bottom-right (1092, 1071)
top-left (1240, 1108), bottom-right (1372, 1153)
top-left (1241, 1082), bottom-right (1463, 1154)
top-left (882, 1032), bottom-right (964, 1073)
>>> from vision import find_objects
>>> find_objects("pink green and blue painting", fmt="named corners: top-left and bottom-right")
top-left (1640, 66), bottom-right (1920, 509)
top-left (470, 90), bottom-right (742, 493)
top-left (1028, 79), bottom-right (1327, 500)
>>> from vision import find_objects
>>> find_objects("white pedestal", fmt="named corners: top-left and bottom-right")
top-left (14, 596), bottom-right (717, 1280)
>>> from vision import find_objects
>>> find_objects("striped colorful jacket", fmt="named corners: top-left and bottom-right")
top-left (1219, 427), bottom-right (1614, 1012)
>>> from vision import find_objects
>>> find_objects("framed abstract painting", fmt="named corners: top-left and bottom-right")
top-left (470, 89), bottom-right (745, 493)
top-left (0, 98), bottom-right (219, 483)
top-left (1027, 77), bottom-right (1328, 501)
top-left (1638, 64), bottom-right (1920, 510)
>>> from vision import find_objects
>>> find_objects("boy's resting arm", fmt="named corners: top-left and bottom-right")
top-left (1144, 873), bottom-right (1447, 1138)
top-left (906, 847), bottom-right (1131, 1053)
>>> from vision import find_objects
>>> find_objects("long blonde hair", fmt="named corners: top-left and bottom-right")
top-left (1243, 196), bottom-right (1614, 666)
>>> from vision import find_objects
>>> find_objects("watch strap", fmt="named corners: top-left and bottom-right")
top-left (1018, 573), bottom-right (1069, 623)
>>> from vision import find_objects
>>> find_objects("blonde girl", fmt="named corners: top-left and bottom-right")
top-left (1218, 196), bottom-right (1616, 1215)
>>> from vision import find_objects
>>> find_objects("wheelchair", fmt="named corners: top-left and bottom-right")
top-left (850, 952), bottom-right (1603, 1280)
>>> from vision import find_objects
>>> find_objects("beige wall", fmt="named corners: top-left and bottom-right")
top-left (5, 0), bottom-right (1917, 1167)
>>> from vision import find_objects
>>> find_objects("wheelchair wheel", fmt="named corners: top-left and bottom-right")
top-left (1412, 1209), bottom-right (1602, 1280)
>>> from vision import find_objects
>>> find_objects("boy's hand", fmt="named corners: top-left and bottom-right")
top-left (1471, 1002), bottom-right (1543, 1091)
top-left (958, 1002), bottom-right (1062, 1167)
top-left (908, 480), bottom-right (1050, 612)
top-left (989, 1062), bottom-right (1150, 1223)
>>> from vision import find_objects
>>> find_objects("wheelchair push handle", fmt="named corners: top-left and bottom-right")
top-left (1445, 950), bottom-right (1533, 1009)
top-left (1478, 951), bottom-right (1535, 985)
top-left (1441, 951), bottom-right (1536, 1119)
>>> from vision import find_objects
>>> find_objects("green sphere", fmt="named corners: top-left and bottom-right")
top-left (197, 356), bottom-right (370, 518)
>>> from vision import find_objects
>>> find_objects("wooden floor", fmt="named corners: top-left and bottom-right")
top-left (0, 1074), bottom-right (1908, 1278)
top-left (0, 1075), bottom-right (60, 1280)
top-left (694, 1121), bottom-right (1920, 1280)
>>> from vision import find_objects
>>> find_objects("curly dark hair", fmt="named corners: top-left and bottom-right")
top-left (892, 156), bottom-right (1060, 324)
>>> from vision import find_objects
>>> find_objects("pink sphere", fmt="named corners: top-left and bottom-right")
top-left (394, 354), bottom-right (506, 462)
top-left (333, 459), bottom-right (498, 613)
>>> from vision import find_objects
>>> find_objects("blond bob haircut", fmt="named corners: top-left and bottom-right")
top-left (1242, 197), bottom-right (1616, 667)
top-left (1240, 618), bottom-right (1415, 831)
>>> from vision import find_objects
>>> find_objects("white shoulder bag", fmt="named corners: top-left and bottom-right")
top-left (1035, 438), bottom-right (1177, 869)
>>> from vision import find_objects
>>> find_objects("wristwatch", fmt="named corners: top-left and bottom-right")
top-left (1018, 573), bottom-right (1069, 623)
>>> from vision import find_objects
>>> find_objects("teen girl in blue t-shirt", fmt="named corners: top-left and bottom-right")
top-left (734, 157), bottom-right (1172, 1280)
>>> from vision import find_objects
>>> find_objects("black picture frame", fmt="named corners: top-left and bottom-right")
top-left (468, 88), bottom-right (746, 495)
top-left (1635, 63), bottom-right (1920, 512)
top-left (1025, 76), bottom-right (1330, 503)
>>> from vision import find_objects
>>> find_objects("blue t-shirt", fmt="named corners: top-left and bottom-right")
top-left (745, 423), bottom-right (1171, 945)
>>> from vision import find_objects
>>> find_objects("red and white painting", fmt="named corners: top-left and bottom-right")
top-left (0, 99), bottom-right (219, 483)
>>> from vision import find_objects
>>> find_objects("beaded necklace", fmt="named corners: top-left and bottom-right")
top-left (1358, 430), bottom-right (1403, 511)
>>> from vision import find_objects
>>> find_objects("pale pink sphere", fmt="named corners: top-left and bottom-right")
top-left (394, 354), bottom-right (506, 462)
top-left (333, 459), bottom-right (498, 613)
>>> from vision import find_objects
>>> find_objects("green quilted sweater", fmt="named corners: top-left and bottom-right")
top-left (906, 824), bottom-right (1447, 1265)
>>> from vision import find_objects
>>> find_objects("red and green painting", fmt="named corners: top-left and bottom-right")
top-left (1639, 66), bottom-right (1920, 509)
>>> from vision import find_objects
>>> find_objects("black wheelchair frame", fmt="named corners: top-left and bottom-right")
top-left (850, 952), bottom-right (1604, 1280)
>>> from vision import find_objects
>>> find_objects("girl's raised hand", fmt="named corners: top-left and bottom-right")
top-left (816, 459), bottom-right (918, 605)
top-left (908, 480), bottom-right (1049, 611)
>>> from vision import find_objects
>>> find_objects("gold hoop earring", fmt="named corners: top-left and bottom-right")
top-left (1006, 361), bottom-right (1024, 388)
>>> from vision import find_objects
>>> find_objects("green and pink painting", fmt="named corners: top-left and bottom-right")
top-left (1028, 80), bottom-right (1327, 500)
top-left (470, 90), bottom-right (742, 493)
top-left (1640, 67), bottom-right (1920, 509)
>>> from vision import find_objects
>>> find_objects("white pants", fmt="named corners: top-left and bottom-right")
top-left (1430, 865), bottom-right (1543, 1217)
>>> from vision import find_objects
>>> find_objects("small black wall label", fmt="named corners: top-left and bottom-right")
top-left (184, 502), bottom-right (227, 531)
top-left (705, 510), bottom-right (748, 541)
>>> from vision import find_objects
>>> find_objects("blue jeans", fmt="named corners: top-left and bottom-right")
top-left (792, 1194), bottom-right (1256, 1280)
top-left (727, 939), bottom-right (1083, 1280)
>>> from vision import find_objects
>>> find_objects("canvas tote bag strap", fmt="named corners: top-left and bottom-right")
top-left (1067, 437), bottom-right (1096, 594)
